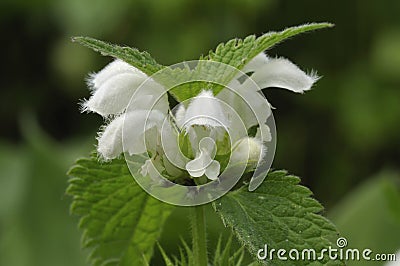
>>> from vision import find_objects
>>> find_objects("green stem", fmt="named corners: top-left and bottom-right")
top-left (190, 205), bottom-right (208, 266)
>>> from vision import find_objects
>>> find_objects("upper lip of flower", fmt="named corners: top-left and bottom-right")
top-left (176, 90), bottom-right (230, 131)
top-left (84, 52), bottom-right (318, 180)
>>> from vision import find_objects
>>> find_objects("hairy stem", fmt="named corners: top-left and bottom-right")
top-left (190, 205), bottom-right (208, 266)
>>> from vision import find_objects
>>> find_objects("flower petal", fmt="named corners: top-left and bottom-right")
top-left (123, 110), bottom-right (166, 155)
top-left (242, 52), bottom-right (269, 73)
top-left (247, 57), bottom-right (318, 93)
top-left (217, 81), bottom-right (271, 132)
top-left (83, 59), bottom-right (169, 116)
top-left (185, 151), bottom-right (207, 177)
top-left (84, 72), bottom-right (147, 116)
top-left (198, 137), bottom-right (217, 159)
top-left (185, 137), bottom-right (217, 178)
top-left (205, 160), bottom-right (220, 180)
top-left (88, 59), bottom-right (144, 90)
top-left (129, 80), bottom-right (169, 114)
top-left (182, 90), bottom-right (230, 130)
top-left (97, 115), bottom-right (124, 160)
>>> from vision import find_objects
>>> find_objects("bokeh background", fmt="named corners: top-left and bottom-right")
top-left (1, 0), bottom-right (399, 265)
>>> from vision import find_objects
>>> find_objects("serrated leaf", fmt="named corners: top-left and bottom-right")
top-left (72, 36), bottom-right (164, 76)
top-left (67, 155), bottom-right (174, 266)
top-left (158, 244), bottom-right (175, 266)
top-left (208, 23), bottom-right (333, 69)
top-left (213, 170), bottom-right (343, 266)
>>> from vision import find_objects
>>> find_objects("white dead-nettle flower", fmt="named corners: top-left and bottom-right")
top-left (83, 53), bottom-right (317, 181)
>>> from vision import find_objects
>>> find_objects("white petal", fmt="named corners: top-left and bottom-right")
top-left (199, 137), bottom-right (217, 158)
top-left (123, 110), bottom-right (165, 155)
top-left (182, 90), bottom-right (229, 130)
top-left (84, 72), bottom-right (147, 116)
top-left (88, 59), bottom-right (145, 90)
top-left (205, 160), bottom-right (220, 180)
top-left (84, 59), bottom-right (169, 117)
top-left (217, 81), bottom-right (271, 131)
top-left (247, 57), bottom-right (318, 93)
top-left (97, 115), bottom-right (124, 160)
top-left (129, 80), bottom-right (169, 114)
top-left (185, 151), bottom-right (207, 177)
top-left (186, 137), bottom-right (219, 179)
top-left (242, 52), bottom-right (269, 73)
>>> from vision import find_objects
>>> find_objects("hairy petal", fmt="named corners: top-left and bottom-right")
top-left (84, 73), bottom-right (147, 116)
top-left (242, 52), bottom-right (269, 73)
top-left (182, 90), bottom-right (230, 130)
top-left (84, 59), bottom-right (153, 116)
top-left (123, 110), bottom-right (166, 155)
top-left (97, 115), bottom-right (124, 160)
top-left (217, 80), bottom-right (271, 132)
top-left (246, 57), bottom-right (318, 93)
top-left (87, 59), bottom-right (144, 90)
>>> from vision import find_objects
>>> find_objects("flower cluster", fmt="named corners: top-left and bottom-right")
top-left (83, 53), bottom-right (317, 184)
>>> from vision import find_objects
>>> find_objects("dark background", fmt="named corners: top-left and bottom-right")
top-left (1, 0), bottom-right (399, 265)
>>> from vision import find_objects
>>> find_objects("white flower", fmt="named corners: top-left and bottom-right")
top-left (84, 52), bottom-right (317, 182)
top-left (177, 90), bottom-right (230, 130)
top-left (97, 114), bottom-right (124, 160)
top-left (175, 91), bottom-right (230, 179)
top-left (244, 53), bottom-right (318, 93)
top-left (83, 59), bottom-right (168, 116)
top-left (85, 59), bottom-right (169, 160)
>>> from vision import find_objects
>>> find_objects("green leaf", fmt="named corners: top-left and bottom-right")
top-left (208, 23), bottom-right (333, 70)
top-left (212, 235), bottom-right (250, 266)
top-left (158, 238), bottom-right (193, 266)
top-left (72, 36), bottom-right (164, 76)
top-left (158, 244), bottom-right (175, 266)
top-left (213, 170), bottom-right (343, 266)
top-left (67, 155), bottom-right (174, 266)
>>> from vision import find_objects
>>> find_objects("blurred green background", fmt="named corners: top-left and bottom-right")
top-left (0, 0), bottom-right (399, 265)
